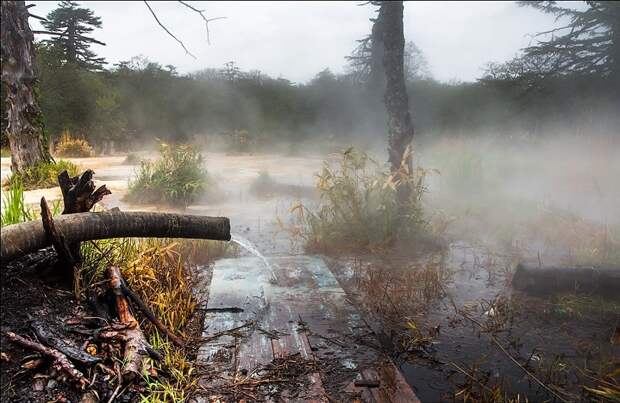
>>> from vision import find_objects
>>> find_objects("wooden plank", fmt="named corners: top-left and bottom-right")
top-left (199, 256), bottom-right (419, 402)
top-left (361, 366), bottom-right (421, 403)
top-left (236, 330), bottom-right (273, 374)
top-left (198, 257), bottom-right (271, 369)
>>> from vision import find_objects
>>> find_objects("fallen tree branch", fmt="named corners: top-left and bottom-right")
top-left (108, 266), bottom-right (152, 382)
top-left (41, 197), bottom-right (77, 283)
top-left (5, 332), bottom-right (88, 389)
top-left (1, 211), bottom-right (231, 262)
top-left (120, 281), bottom-right (185, 347)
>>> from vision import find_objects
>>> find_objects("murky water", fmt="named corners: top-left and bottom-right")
top-left (2, 143), bottom-right (618, 400)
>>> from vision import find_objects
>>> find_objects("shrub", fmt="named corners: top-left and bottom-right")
top-left (291, 148), bottom-right (434, 253)
top-left (54, 130), bottom-right (94, 158)
top-left (4, 159), bottom-right (80, 190)
top-left (125, 143), bottom-right (207, 207)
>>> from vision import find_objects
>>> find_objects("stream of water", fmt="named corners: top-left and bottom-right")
top-left (231, 233), bottom-right (278, 282)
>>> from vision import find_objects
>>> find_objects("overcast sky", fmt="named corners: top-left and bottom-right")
top-left (30, 1), bottom-right (573, 83)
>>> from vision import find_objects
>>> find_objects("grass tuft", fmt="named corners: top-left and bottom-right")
top-left (1, 178), bottom-right (63, 226)
top-left (125, 143), bottom-right (207, 207)
top-left (289, 147), bottom-right (435, 253)
top-left (4, 159), bottom-right (79, 190)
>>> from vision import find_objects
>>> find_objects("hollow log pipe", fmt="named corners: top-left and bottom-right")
top-left (1, 211), bottom-right (231, 263)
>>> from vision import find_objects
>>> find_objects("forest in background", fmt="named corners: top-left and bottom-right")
top-left (1, 1), bottom-right (619, 154)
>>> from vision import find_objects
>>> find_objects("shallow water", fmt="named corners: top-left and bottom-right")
top-left (2, 143), bottom-right (618, 400)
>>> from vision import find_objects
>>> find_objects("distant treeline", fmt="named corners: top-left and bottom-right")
top-left (1, 47), bottom-right (617, 152)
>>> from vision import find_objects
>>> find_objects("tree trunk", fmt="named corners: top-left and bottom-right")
top-left (1, 1), bottom-right (51, 174)
top-left (375, 1), bottom-right (415, 206)
top-left (1, 211), bottom-right (231, 262)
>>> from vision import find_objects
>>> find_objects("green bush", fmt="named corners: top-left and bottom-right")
top-left (4, 159), bottom-right (80, 190)
top-left (294, 148), bottom-right (433, 253)
top-left (125, 143), bottom-right (207, 207)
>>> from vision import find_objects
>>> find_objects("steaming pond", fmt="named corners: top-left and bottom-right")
top-left (2, 152), bottom-right (618, 401)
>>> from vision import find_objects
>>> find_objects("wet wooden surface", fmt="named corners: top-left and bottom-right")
top-left (197, 256), bottom-right (419, 402)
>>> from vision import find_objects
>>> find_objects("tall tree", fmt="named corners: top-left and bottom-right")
top-left (1, 1), bottom-right (52, 174)
top-left (519, 1), bottom-right (620, 81)
top-left (41, 0), bottom-right (106, 70)
top-left (372, 1), bottom-right (415, 207)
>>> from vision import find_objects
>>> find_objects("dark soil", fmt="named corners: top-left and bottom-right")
top-left (0, 250), bottom-right (207, 403)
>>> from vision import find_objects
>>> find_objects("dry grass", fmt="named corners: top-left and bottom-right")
top-left (80, 237), bottom-right (235, 401)
top-left (284, 148), bottom-right (439, 254)
top-left (54, 130), bottom-right (94, 158)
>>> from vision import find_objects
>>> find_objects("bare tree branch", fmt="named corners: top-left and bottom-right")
top-left (177, 0), bottom-right (225, 45)
top-left (143, 0), bottom-right (196, 59)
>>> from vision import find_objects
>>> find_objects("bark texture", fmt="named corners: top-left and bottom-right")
top-left (375, 2), bottom-right (415, 205)
top-left (1, 211), bottom-right (231, 262)
top-left (1, 1), bottom-right (51, 173)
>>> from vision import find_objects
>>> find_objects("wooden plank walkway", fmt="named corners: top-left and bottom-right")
top-left (197, 256), bottom-right (419, 402)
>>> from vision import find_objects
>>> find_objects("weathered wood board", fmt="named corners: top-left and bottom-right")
top-left (197, 256), bottom-right (419, 402)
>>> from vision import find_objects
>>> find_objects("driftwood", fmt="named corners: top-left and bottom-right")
top-left (513, 262), bottom-right (620, 297)
top-left (108, 266), bottom-right (152, 382)
top-left (5, 332), bottom-right (88, 389)
top-left (1, 211), bottom-right (231, 262)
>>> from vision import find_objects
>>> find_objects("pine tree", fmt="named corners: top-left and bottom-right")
top-left (42, 1), bottom-right (106, 71)
top-left (520, 1), bottom-right (620, 80)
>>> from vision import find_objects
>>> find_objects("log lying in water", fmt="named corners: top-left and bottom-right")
top-left (512, 262), bottom-right (620, 298)
top-left (1, 211), bottom-right (231, 262)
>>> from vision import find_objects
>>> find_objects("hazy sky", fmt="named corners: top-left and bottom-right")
top-left (30, 1), bottom-right (571, 83)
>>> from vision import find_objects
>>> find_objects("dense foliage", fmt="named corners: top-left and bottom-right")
top-left (1, 1), bottom-right (618, 156)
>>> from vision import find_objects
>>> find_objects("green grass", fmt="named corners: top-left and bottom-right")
top-left (4, 159), bottom-right (79, 190)
top-left (0, 147), bottom-right (10, 158)
top-left (125, 143), bottom-right (207, 207)
top-left (1, 178), bottom-right (63, 226)
top-left (291, 148), bottom-right (435, 253)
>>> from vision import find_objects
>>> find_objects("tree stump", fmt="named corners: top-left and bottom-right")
top-left (58, 169), bottom-right (111, 262)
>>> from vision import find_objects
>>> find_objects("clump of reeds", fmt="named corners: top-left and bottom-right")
top-left (125, 142), bottom-right (207, 207)
top-left (291, 147), bottom-right (435, 253)
top-left (1, 178), bottom-right (63, 226)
